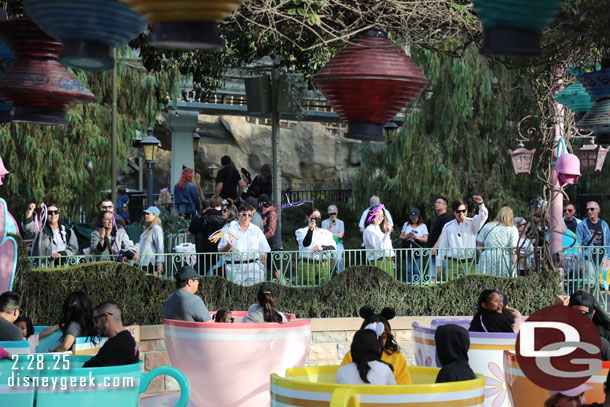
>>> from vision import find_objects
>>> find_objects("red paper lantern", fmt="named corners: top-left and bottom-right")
top-left (0, 19), bottom-right (95, 126)
top-left (314, 28), bottom-right (428, 141)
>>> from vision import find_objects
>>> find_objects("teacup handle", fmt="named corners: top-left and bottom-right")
top-left (139, 365), bottom-right (191, 407)
top-left (330, 387), bottom-right (359, 407)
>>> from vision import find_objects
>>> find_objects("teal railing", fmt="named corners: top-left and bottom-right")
top-left (28, 245), bottom-right (609, 290)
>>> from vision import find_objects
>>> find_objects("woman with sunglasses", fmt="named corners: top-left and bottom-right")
top-left (22, 203), bottom-right (78, 265)
top-left (90, 210), bottom-right (138, 262)
top-left (363, 204), bottom-right (395, 277)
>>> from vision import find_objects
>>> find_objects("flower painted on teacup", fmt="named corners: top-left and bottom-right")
top-left (485, 361), bottom-right (507, 407)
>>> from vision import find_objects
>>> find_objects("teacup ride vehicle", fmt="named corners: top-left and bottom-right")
top-left (160, 311), bottom-right (312, 407)
top-left (504, 351), bottom-right (610, 406)
top-left (270, 365), bottom-right (485, 406)
top-left (413, 318), bottom-right (517, 407)
top-left (0, 353), bottom-right (190, 407)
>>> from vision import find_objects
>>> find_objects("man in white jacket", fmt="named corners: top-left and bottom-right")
top-left (437, 196), bottom-right (488, 280)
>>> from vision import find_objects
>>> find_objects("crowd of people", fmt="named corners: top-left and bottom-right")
top-left (3, 268), bottom-right (610, 405)
top-left (20, 154), bottom-right (610, 292)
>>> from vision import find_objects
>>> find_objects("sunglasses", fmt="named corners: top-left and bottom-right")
top-left (101, 205), bottom-right (113, 210)
top-left (93, 312), bottom-right (113, 322)
top-left (329, 213), bottom-right (337, 216)
top-left (239, 213), bottom-right (252, 217)
top-left (518, 223), bottom-right (527, 227)
top-left (47, 210), bottom-right (60, 215)
top-left (587, 208), bottom-right (598, 211)
top-left (455, 209), bottom-right (467, 214)
top-left (563, 208), bottom-right (574, 213)
top-left (221, 208), bottom-right (227, 213)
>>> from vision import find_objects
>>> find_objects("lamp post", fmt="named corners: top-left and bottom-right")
top-left (192, 131), bottom-right (200, 167)
top-left (207, 163), bottom-right (220, 196)
top-left (140, 127), bottom-right (160, 207)
top-left (384, 122), bottom-right (399, 144)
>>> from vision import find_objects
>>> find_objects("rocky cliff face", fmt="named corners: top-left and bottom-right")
top-left (122, 114), bottom-right (363, 192)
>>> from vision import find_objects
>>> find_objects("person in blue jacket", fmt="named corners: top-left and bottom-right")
top-left (174, 167), bottom-right (200, 217)
top-left (116, 185), bottom-right (130, 224)
top-left (575, 201), bottom-right (610, 287)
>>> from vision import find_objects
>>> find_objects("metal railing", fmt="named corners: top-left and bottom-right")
top-left (28, 245), bottom-right (607, 289)
top-left (282, 182), bottom-right (353, 205)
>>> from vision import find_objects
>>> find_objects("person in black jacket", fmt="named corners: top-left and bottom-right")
top-left (569, 291), bottom-right (610, 361)
top-left (435, 324), bottom-right (476, 383)
top-left (469, 289), bottom-right (514, 333)
top-left (189, 195), bottom-right (225, 275)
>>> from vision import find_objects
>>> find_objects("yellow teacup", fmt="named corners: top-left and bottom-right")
top-left (270, 365), bottom-right (485, 407)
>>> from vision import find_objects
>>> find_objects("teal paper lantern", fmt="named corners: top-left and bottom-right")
top-left (554, 81), bottom-right (593, 114)
top-left (473, 0), bottom-right (564, 56)
top-left (23, 0), bottom-right (147, 71)
top-left (577, 65), bottom-right (610, 136)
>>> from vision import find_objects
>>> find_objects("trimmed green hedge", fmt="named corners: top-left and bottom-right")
top-left (13, 261), bottom-right (562, 326)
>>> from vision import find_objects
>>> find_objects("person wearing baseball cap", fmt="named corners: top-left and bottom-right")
top-left (399, 207), bottom-right (428, 283)
top-left (162, 266), bottom-right (211, 322)
top-left (569, 291), bottom-right (610, 361)
top-left (139, 206), bottom-right (164, 276)
top-left (322, 204), bottom-right (345, 273)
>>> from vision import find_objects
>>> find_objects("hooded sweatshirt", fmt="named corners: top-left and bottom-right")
top-left (435, 324), bottom-right (476, 383)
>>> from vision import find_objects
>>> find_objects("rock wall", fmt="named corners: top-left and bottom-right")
top-left (121, 114), bottom-right (363, 192)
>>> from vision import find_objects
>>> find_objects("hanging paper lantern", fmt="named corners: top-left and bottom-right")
top-left (508, 143), bottom-right (536, 174)
top-left (120, 0), bottom-right (245, 50)
top-left (575, 140), bottom-right (608, 172)
top-left (473, 0), bottom-right (564, 56)
top-left (577, 64), bottom-right (610, 135)
top-left (23, 0), bottom-right (147, 72)
top-left (0, 19), bottom-right (95, 126)
top-left (555, 153), bottom-right (581, 187)
top-left (554, 81), bottom-right (593, 114)
top-left (0, 39), bottom-right (14, 123)
top-left (313, 28), bottom-right (428, 142)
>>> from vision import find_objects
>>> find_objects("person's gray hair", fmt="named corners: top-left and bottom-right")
top-left (514, 217), bottom-right (524, 227)
top-left (369, 196), bottom-right (380, 205)
top-left (587, 201), bottom-right (600, 209)
top-left (95, 301), bottom-right (122, 323)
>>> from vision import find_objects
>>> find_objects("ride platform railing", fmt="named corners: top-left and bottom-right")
top-left (29, 245), bottom-right (609, 292)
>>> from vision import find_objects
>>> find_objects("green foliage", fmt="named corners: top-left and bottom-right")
top-left (354, 44), bottom-right (541, 223)
top-left (13, 261), bottom-right (561, 325)
top-left (0, 53), bottom-right (181, 218)
top-left (158, 206), bottom-right (190, 235)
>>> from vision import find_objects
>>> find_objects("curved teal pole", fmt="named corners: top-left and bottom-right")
top-left (140, 365), bottom-right (190, 407)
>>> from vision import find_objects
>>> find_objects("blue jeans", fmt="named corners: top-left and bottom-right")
top-left (331, 243), bottom-right (345, 274)
top-left (406, 257), bottom-right (422, 283)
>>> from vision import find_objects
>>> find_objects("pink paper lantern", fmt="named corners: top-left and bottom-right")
top-left (508, 143), bottom-right (536, 174)
top-left (555, 153), bottom-right (581, 187)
